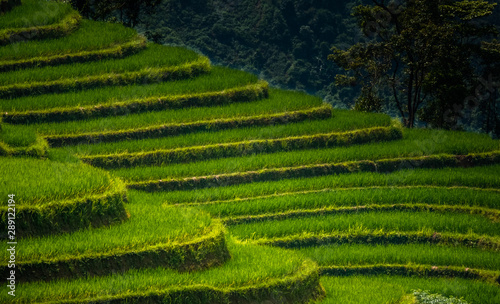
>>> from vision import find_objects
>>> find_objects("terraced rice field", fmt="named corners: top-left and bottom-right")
top-left (1, 1), bottom-right (499, 303)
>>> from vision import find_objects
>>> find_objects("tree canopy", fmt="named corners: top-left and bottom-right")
top-left (68, 0), bottom-right (160, 26)
top-left (329, 0), bottom-right (499, 130)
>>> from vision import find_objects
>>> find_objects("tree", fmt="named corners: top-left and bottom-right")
top-left (68, 0), bottom-right (160, 26)
top-left (329, 0), bottom-right (498, 128)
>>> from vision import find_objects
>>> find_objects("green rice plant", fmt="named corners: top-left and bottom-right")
top-left (319, 275), bottom-right (499, 304)
top-left (47, 105), bottom-right (331, 147)
top-left (0, 19), bottom-right (138, 62)
top-left (23, 88), bottom-right (323, 135)
top-left (0, 66), bottom-right (259, 112)
top-left (228, 211), bottom-right (500, 240)
top-left (0, 239), bottom-right (321, 304)
top-left (0, 134), bottom-right (48, 157)
top-left (0, 34), bottom-right (146, 73)
top-left (298, 243), bottom-right (500, 270)
top-left (83, 126), bottom-right (401, 169)
top-left (258, 230), bottom-right (500, 251)
top-left (126, 151), bottom-right (500, 192)
top-left (150, 165), bottom-right (500, 205)
top-left (2, 197), bottom-right (230, 281)
top-left (0, 157), bottom-right (128, 237)
top-left (0, 122), bottom-right (36, 147)
top-left (0, 56), bottom-right (211, 99)
top-left (53, 106), bottom-right (390, 156)
top-left (2, 178), bottom-right (128, 238)
top-left (0, 43), bottom-right (200, 85)
top-left (0, 44), bottom-right (209, 99)
top-left (0, 0), bottom-right (72, 29)
top-left (0, 10), bottom-right (81, 46)
top-left (196, 187), bottom-right (500, 218)
top-left (14, 191), bottom-right (211, 260)
top-left (321, 265), bottom-right (499, 289)
top-left (0, 115), bottom-right (47, 157)
top-left (3, 81), bottom-right (268, 127)
top-left (115, 128), bottom-right (499, 183)
top-left (5, 80), bottom-right (267, 124)
top-left (0, 157), bottom-right (112, 206)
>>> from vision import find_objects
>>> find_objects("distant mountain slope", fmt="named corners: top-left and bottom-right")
top-left (136, 0), bottom-right (500, 110)
top-left (136, 0), bottom-right (354, 104)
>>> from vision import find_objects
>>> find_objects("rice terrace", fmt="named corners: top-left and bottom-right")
top-left (0, 0), bottom-right (500, 303)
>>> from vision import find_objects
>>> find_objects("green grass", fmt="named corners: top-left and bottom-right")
top-left (0, 157), bottom-right (111, 206)
top-left (13, 191), bottom-right (212, 262)
top-left (0, 43), bottom-right (200, 85)
top-left (0, 0), bottom-right (73, 29)
top-left (0, 66), bottom-right (257, 112)
top-left (0, 19), bottom-right (137, 61)
top-left (110, 129), bottom-right (499, 182)
top-left (299, 243), bottom-right (500, 270)
top-left (136, 165), bottom-right (500, 205)
top-left (319, 276), bottom-right (500, 304)
top-left (194, 186), bottom-right (500, 217)
top-left (52, 106), bottom-right (389, 156)
top-left (2, 239), bottom-right (308, 303)
top-left (26, 87), bottom-right (315, 137)
top-left (228, 211), bottom-right (500, 240)
top-left (0, 123), bottom-right (36, 147)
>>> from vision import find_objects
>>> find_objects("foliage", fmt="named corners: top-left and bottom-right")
top-left (0, 11), bottom-right (81, 46)
top-left (412, 290), bottom-right (469, 304)
top-left (329, 0), bottom-right (498, 129)
top-left (0, 0), bottom-right (20, 14)
top-left (68, 0), bottom-right (161, 27)
top-left (136, 0), bottom-right (351, 96)
top-left (320, 276), bottom-right (499, 304)
top-left (0, 19), bottom-right (138, 61)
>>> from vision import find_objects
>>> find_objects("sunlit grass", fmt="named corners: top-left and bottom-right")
top-left (0, 19), bottom-right (137, 61)
top-left (299, 243), bottom-right (500, 270)
top-left (146, 165), bottom-right (500, 205)
top-left (15, 191), bottom-right (212, 262)
top-left (0, 66), bottom-right (257, 112)
top-left (194, 186), bottom-right (500, 217)
top-left (52, 105), bottom-right (388, 155)
top-left (319, 276), bottom-right (499, 304)
top-left (3, 239), bottom-right (307, 303)
top-left (0, 0), bottom-right (73, 29)
top-left (0, 157), bottom-right (111, 206)
top-left (111, 128), bottom-right (499, 182)
top-left (0, 43), bottom-right (200, 85)
top-left (0, 123), bottom-right (37, 147)
top-left (229, 211), bottom-right (500, 239)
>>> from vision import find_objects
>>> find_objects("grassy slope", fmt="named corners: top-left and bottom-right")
top-left (2, 239), bottom-right (313, 303)
top-left (0, 0), bottom-right (72, 29)
top-left (0, 19), bottom-right (137, 60)
top-left (0, 66), bottom-right (257, 112)
top-left (0, 44), bottom-right (200, 85)
top-left (0, 157), bottom-right (111, 205)
top-left (3, 1), bottom-right (499, 303)
top-left (110, 128), bottom-right (499, 182)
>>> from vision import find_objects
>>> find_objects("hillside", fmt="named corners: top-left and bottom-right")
top-left (135, 0), bottom-right (500, 102)
top-left (1, 1), bottom-right (500, 303)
